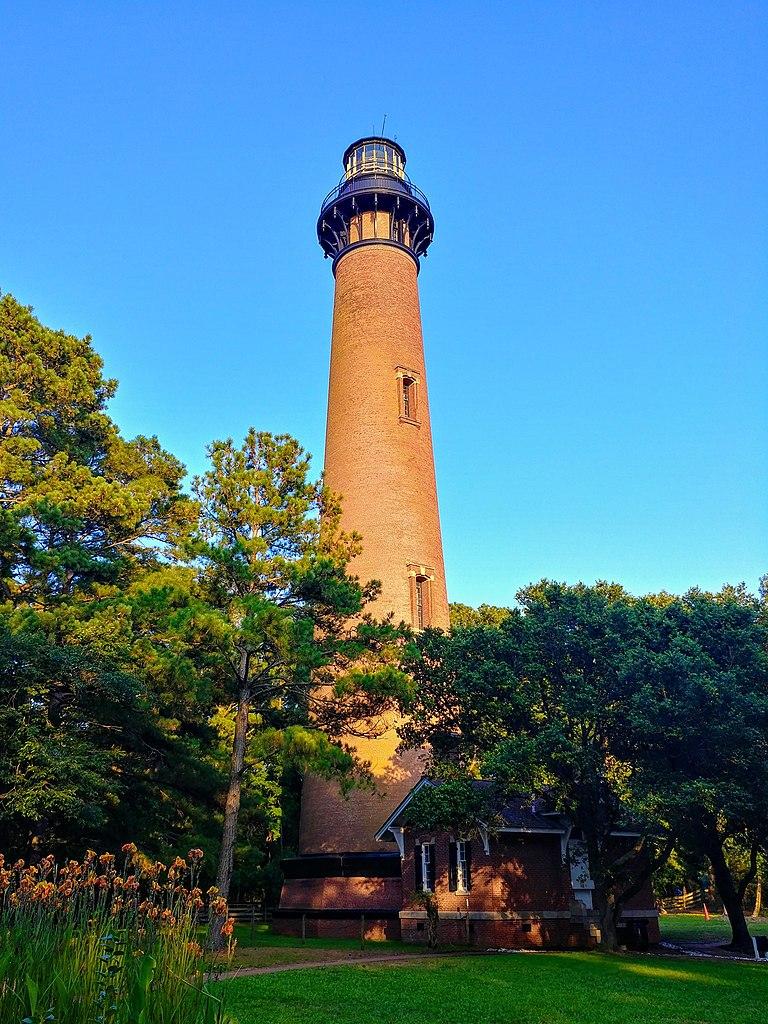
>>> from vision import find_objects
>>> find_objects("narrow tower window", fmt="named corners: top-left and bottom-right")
top-left (402, 376), bottom-right (414, 419)
top-left (415, 575), bottom-right (426, 627)
top-left (408, 565), bottom-right (435, 630)
top-left (396, 367), bottom-right (420, 423)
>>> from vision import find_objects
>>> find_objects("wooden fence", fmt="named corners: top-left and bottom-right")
top-left (198, 902), bottom-right (271, 926)
top-left (658, 889), bottom-right (708, 913)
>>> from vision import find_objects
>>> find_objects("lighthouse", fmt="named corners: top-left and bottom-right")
top-left (276, 137), bottom-right (448, 938)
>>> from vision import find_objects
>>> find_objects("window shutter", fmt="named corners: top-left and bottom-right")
top-left (414, 844), bottom-right (423, 891)
top-left (448, 841), bottom-right (458, 892)
top-left (465, 841), bottom-right (473, 892)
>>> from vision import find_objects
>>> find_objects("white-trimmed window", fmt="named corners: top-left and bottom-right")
top-left (449, 839), bottom-right (472, 893)
top-left (414, 841), bottom-right (436, 892)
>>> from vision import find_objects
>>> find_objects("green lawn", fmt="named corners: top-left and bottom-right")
top-left (229, 922), bottom-right (381, 950)
top-left (660, 912), bottom-right (767, 945)
top-left (205, 923), bottom-right (421, 971)
top-left (220, 952), bottom-right (767, 1024)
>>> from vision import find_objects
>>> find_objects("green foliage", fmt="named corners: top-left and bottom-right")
top-left (0, 296), bottom-right (411, 893)
top-left (0, 293), bottom-right (195, 605)
top-left (626, 586), bottom-right (768, 841)
top-left (403, 779), bottom-right (493, 835)
top-left (167, 429), bottom-right (413, 906)
top-left (449, 602), bottom-right (511, 629)
top-left (406, 579), bottom-right (768, 950)
top-left (622, 585), bottom-right (768, 949)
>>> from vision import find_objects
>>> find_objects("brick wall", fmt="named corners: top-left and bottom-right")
top-left (401, 832), bottom-right (573, 914)
top-left (278, 874), bottom-right (402, 912)
top-left (300, 241), bottom-right (449, 858)
top-left (399, 828), bottom-right (658, 949)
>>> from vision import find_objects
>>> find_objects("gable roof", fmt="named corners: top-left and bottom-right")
top-left (375, 778), bottom-right (568, 844)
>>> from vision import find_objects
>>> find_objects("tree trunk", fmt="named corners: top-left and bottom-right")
top-left (706, 834), bottom-right (752, 953)
top-left (424, 893), bottom-right (440, 950)
top-left (592, 887), bottom-right (619, 951)
top-left (752, 879), bottom-right (762, 919)
top-left (210, 652), bottom-right (251, 951)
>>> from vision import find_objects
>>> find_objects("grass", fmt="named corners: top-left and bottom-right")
top-left (229, 922), bottom-right (402, 950)
top-left (206, 923), bottom-right (420, 970)
top-left (220, 951), bottom-right (768, 1024)
top-left (660, 912), bottom-right (767, 945)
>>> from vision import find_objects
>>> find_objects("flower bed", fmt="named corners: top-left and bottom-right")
top-left (0, 846), bottom-right (233, 1024)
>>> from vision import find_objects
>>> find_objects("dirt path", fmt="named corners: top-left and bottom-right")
top-left (214, 951), bottom-right (445, 979)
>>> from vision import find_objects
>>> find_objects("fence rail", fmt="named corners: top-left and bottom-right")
top-left (198, 903), bottom-right (271, 925)
top-left (658, 889), bottom-right (708, 913)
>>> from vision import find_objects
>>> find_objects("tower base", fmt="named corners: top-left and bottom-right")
top-left (273, 852), bottom-right (403, 940)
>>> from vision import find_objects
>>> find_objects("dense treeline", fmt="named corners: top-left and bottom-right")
top-left (415, 582), bottom-right (768, 951)
top-left (0, 293), bottom-right (410, 920)
top-left (2, 294), bottom-right (766, 953)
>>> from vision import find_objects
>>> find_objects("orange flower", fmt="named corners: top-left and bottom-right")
top-left (188, 848), bottom-right (204, 862)
top-left (121, 842), bottom-right (137, 854)
top-left (221, 917), bottom-right (235, 937)
top-left (210, 896), bottom-right (228, 916)
top-left (32, 881), bottom-right (54, 901)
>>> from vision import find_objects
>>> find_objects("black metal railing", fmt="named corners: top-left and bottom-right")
top-left (319, 173), bottom-right (430, 216)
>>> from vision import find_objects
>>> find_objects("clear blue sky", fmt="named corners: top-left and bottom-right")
top-left (2, 1), bottom-right (766, 605)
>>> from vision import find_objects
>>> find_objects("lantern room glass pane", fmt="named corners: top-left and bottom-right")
top-left (346, 142), bottom-right (404, 179)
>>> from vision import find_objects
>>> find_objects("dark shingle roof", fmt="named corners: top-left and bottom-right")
top-left (376, 778), bottom-right (568, 842)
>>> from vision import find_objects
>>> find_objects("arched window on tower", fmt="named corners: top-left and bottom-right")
top-left (402, 376), bottom-right (415, 419)
top-left (408, 565), bottom-right (434, 629)
top-left (396, 366), bottom-right (420, 424)
top-left (415, 575), bottom-right (428, 629)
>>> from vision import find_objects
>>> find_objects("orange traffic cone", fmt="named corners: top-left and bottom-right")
top-left (703, 903), bottom-right (710, 920)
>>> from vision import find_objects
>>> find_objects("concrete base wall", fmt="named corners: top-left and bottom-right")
top-left (272, 913), bottom-right (401, 941)
top-left (401, 915), bottom-right (594, 949)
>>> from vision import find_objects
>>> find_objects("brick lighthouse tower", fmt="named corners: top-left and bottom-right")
top-left (275, 136), bottom-right (448, 938)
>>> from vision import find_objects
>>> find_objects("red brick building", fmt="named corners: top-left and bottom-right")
top-left (376, 779), bottom-right (660, 949)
